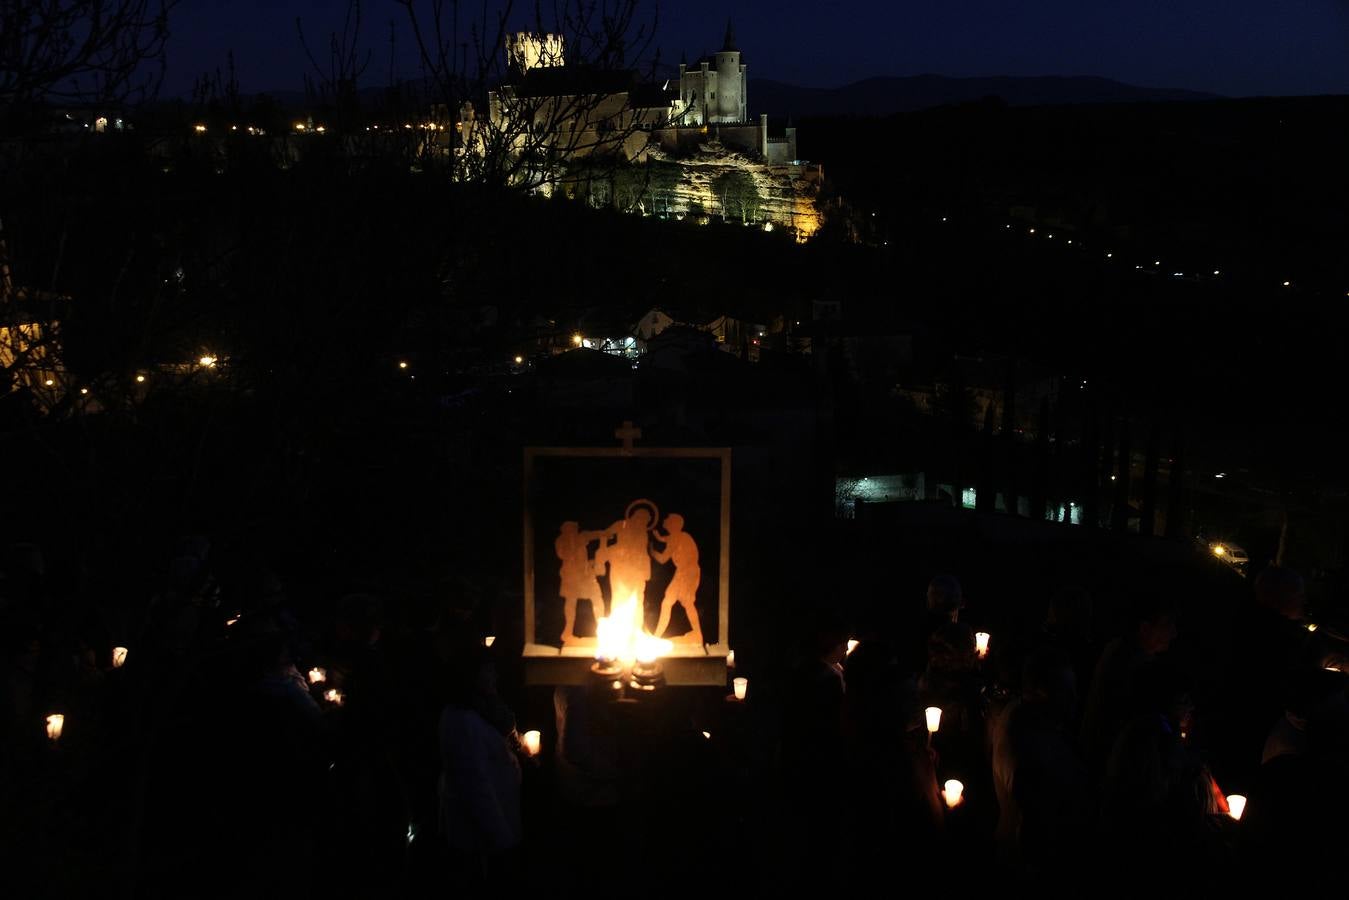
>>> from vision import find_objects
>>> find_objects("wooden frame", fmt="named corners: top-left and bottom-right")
top-left (522, 444), bottom-right (731, 685)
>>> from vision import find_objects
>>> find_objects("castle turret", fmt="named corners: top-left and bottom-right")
top-left (713, 19), bottom-right (746, 123)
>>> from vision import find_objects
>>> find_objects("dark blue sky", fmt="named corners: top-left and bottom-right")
top-left (168, 0), bottom-right (1349, 98)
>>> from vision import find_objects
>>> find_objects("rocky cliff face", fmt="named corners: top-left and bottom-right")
top-left (650, 140), bottom-right (821, 239)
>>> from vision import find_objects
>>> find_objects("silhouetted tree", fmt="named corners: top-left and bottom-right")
top-left (1111, 418), bottom-right (1132, 532)
top-left (1140, 419), bottom-right (1161, 536)
top-left (397, 0), bottom-right (664, 188)
top-left (0, 0), bottom-right (175, 133)
top-left (1030, 395), bottom-right (1050, 522)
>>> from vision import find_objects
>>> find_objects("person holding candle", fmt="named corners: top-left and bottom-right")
top-left (782, 614), bottom-right (852, 871)
top-left (989, 646), bottom-right (1091, 877)
top-left (438, 647), bottom-right (522, 887)
top-left (1080, 593), bottom-right (1179, 770)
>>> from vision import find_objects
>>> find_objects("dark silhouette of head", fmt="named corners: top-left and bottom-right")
top-left (1255, 566), bottom-right (1306, 621)
top-left (926, 574), bottom-right (964, 622)
top-left (1022, 645), bottom-right (1077, 720)
top-left (1130, 594), bottom-right (1179, 656)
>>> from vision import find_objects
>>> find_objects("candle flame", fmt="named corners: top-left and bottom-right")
top-left (1226, 794), bottom-right (1247, 821)
top-left (46, 713), bottom-right (65, 740)
top-left (595, 594), bottom-right (664, 667)
top-left (112, 646), bottom-right (129, 669)
top-left (308, 667), bottom-right (327, 684)
top-left (925, 706), bottom-right (943, 734)
top-left (975, 632), bottom-right (990, 659)
top-left (942, 779), bottom-right (964, 809)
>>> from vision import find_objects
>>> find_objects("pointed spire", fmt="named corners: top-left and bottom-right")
top-left (722, 18), bottom-right (737, 52)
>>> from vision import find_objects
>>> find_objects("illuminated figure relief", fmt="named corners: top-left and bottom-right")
top-left (554, 499), bottom-right (703, 647)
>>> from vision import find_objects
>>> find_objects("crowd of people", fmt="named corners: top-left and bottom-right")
top-left (2, 536), bottom-right (1347, 895)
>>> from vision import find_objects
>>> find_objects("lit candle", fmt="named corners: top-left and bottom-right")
top-left (484, 635), bottom-right (496, 648)
top-left (701, 731), bottom-right (711, 739)
top-left (1226, 794), bottom-right (1246, 821)
top-left (308, 667), bottom-right (327, 684)
top-left (112, 646), bottom-right (129, 669)
top-left (46, 713), bottom-right (65, 741)
top-left (733, 677), bottom-right (748, 701)
top-left (324, 688), bottom-right (345, 706)
top-left (522, 730), bottom-right (542, 756)
top-left (726, 650), bottom-right (736, 668)
top-left (925, 706), bottom-right (943, 734)
top-left (846, 639), bottom-right (860, 656)
top-left (975, 632), bottom-right (990, 659)
top-left (942, 779), bottom-right (964, 809)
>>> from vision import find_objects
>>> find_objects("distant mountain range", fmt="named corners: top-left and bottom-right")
top-left (750, 74), bottom-right (1219, 118)
top-left (235, 73), bottom-right (1216, 119)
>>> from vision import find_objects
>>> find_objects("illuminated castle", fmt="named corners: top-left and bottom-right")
top-left (477, 24), bottom-right (818, 237)
top-left (677, 21), bottom-right (748, 125)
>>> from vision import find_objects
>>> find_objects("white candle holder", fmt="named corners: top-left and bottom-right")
top-left (942, 779), bottom-right (964, 809)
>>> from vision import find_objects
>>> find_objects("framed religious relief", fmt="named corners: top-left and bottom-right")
top-left (522, 425), bottom-right (730, 685)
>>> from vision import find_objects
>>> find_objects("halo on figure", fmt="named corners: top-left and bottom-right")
top-left (625, 498), bottom-right (660, 531)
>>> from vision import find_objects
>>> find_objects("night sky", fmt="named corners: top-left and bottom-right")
top-left (168, 0), bottom-right (1349, 98)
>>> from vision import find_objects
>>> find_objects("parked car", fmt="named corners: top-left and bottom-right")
top-left (1209, 541), bottom-right (1249, 568)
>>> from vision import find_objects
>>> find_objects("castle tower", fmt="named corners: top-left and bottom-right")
top-left (712, 19), bottom-right (746, 123)
top-left (505, 32), bottom-right (565, 74)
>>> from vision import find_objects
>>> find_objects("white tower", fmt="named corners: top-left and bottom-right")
top-left (713, 20), bottom-right (746, 123)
